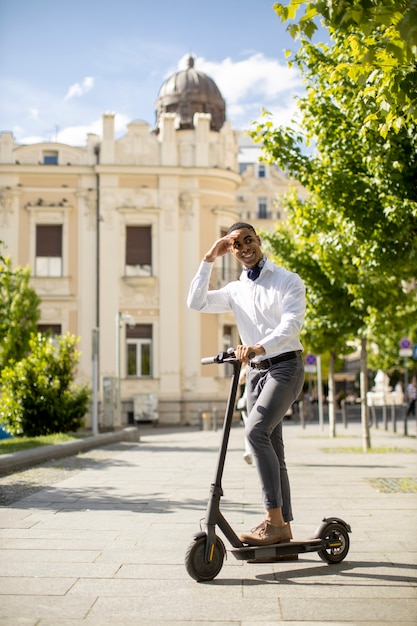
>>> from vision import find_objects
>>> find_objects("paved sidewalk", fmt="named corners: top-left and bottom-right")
top-left (0, 418), bottom-right (416, 625)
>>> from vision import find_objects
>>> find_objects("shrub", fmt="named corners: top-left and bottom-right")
top-left (0, 332), bottom-right (90, 436)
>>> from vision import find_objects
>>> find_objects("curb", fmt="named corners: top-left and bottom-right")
top-left (0, 426), bottom-right (140, 474)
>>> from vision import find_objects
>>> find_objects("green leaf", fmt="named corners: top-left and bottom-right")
top-left (304, 20), bottom-right (318, 39)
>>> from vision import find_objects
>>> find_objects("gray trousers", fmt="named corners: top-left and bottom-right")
top-left (245, 354), bottom-right (304, 519)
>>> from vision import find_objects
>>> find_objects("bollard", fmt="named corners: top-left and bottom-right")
top-left (212, 407), bottom-right (218, 431)
top-left (202, 412), bottom-right (211, 431)
top-left (404, 405), bottom-right (408, 437)
top-left (300, 399), bottom-right (305, 429)
top-left (341, 399), bottom-right (347, 428)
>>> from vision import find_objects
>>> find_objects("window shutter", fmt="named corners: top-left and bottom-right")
top-left (36, 225), bottom-right (62, 257)
top-left (126, 226), bottom-right (151, 265)
top-left (126, 324), bottom-right (152, 339)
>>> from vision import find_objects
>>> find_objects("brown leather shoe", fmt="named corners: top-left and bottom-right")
top-left (239, 521), bottom-right (292, 546)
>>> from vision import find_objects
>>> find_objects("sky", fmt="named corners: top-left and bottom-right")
top-left (0, 0), bottom-right (326, 147)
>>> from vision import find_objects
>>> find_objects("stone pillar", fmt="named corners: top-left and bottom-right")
top-left (100, 114), bottom-right (115, 164)
top-left (159, 113), bottom-right (177, 166)
top-left (194, 113), bottom-right (211, 167)
top-left (86, 133), bottom-right (100, 165)
top-left (0, 132), bottom-right (14, 163)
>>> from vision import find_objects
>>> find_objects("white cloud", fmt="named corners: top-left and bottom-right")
top-left (64, 76), bottom-right (95, 101)
top-left (17, 113), bottom-right (131, 146)
top-left (18, 134), bottom-right (47, 145)
top-left (29, 108), bottom-right (39, 120)
top-left (197, 54), bottom-right (301, 103)
top-left (57, 121), bottom-right (101, 145)
top-left (13, 124), bottom-right (25, 136)
top-left (56, 113), bottom-right (131, 146)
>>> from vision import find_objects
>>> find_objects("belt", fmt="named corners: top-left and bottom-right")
top-left (249, 350), bottom-right (302, 370)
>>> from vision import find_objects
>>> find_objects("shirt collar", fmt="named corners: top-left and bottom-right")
top-left (241, 255), bottom-right (269, 281)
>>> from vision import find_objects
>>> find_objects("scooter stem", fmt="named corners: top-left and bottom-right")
top-left (203, 358), bottom-right (243, 560)
top-left (213, 359), bottom-right (241, 487)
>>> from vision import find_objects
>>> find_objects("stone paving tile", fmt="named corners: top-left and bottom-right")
top-left (37, 621), bottom-right (239, 626)
top-left (0, 617), bottom-right (37, 626)
top-left (23, 621), bottom-right (417, 626)
top-left (0, 548), bottom-right (100, 562)
top-left (0, 595), bottom-right (96, 620)
top-left (0, 620), bottom-right (415, 626)
top-left (0, 561), bottom-right (120, 578)
top-left (87, 593), bottom-right (282, 622)
top-left (0, 536), bottom-right (121, 550)
top-left (280, 597), bottom-right (417, 622)
top-left (0, 576), bottom-right (76, 595)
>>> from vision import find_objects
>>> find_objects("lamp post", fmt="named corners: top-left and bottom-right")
top-left (91, 144), bottom-right (100, 436)
top-left (91, 328), bottom-right (99, 435)
top-left (115, 312), bottom-right (134, 428)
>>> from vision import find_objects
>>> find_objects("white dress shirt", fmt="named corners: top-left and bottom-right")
top-left (187, 257), bottom-right (305, 359)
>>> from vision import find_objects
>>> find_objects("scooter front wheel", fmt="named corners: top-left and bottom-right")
top-left (318, 522), bottom-right (350, 563)
top-left (185, 535), bottom-right (226, 581)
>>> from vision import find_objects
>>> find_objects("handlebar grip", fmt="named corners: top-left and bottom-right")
top-left (201, 355), bottom-right (218, 365)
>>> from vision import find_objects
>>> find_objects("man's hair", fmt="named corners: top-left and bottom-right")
top-left (226, 222), bottom-right (256, 235)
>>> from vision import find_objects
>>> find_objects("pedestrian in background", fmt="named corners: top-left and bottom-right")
top-left (406, 376), bottom-right (416, 417)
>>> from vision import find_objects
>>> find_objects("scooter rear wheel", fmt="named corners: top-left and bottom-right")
top-left (185, 535), bottom-right (226, 581)
top-left (318, 522), bottom-right (350, 563)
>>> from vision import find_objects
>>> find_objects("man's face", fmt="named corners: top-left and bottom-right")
top-left (228, 228), bottom-right (263, 268)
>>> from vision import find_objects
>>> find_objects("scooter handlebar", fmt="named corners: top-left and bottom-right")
top-left (201, 350), bottom-right (255, 365)
top-left (201, 351), bottom-right (232, 365)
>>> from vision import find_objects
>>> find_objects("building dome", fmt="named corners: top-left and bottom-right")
top-left (155, 56), bottom-right (226, 132)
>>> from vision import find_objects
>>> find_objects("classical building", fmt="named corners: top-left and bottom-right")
top-left (0, 57), bottom-right (302, 428)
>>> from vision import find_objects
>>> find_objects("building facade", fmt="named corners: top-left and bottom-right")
top-left (0, 58), bottom-right (302, 427)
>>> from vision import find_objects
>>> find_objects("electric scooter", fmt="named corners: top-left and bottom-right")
top-left (185, 349), bottom-right (351, 582)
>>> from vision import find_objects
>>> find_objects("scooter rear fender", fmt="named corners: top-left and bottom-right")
top-left (313, 516), bottom-right (352, 538)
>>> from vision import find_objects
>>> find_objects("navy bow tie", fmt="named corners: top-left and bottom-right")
top-left (246, 265), bottom-right (261, 281)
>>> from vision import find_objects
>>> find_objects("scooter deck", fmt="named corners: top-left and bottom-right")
top-left (230, 539), bottom-right (322, 561)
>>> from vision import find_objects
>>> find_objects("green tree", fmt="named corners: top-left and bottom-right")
top-left (273, 0), bottom-right (417, 136)
top-left (251, 3), bottom-right (417, 448)
top-left (0, 255), bottom-right (40, 369)
top-left (260, 207), bottom-right (363, 436)
top-left (0, 332), bottom-right (90, 437)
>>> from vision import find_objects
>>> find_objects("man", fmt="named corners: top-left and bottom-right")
top-left (187, 222), bottom-right (305, 546)
top-left (406, 377), bottom-right (416, 417)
